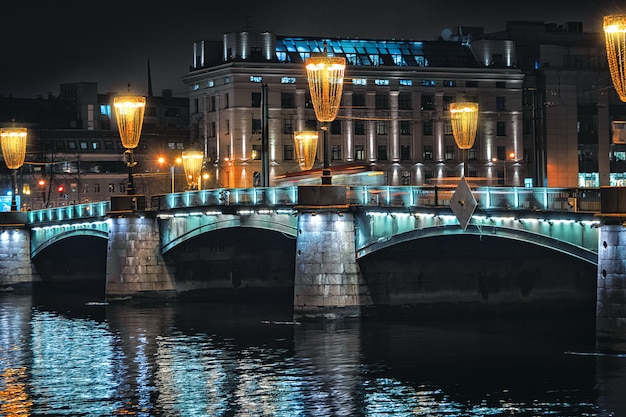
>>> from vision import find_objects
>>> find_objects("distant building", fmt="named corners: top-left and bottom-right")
top-left (0, 82), bottom-right (190, 209)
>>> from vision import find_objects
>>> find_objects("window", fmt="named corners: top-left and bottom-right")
top-left (104, 141), bottom-right (114, 150)
top-left (281, 92), bottom-right (295, 108)
top-left (250, 75), bottom-right (263, 83)
top-left (331, 120), bottom-right (342, 135)
top-left (353, 94), bottom-right (366, 108)
top-left (355, 120), bottom-right (365, 135)
top-left (497, 146), bottom-right (506, 160)
top-left (468, 148), bottom-right (477, 160)
top-left (225, 119), bottom-right (230, 135)
top-left (444, 120), bottom-right (453, 135)
top-left (496, 96), bottom-right (506, 111)
top-left (210, 96), bottom-right (216, 112)
top-left (55, 140), bottom-right (65, 150)
top-left (108, 183), bottom-right (115, 193)
top-left (91, 141), bottom-right (101, 150)
top-left (400, 145), bottom-right (410, 161)
top-left (331, 145), bottom-right (342, 160)
top-left (283, 118), bottom-right (294, 134)
top-left (252, 145), bottom-right (262, 160)
top-left (94, 183), bottom-right (100, 193)
top-left (398, 92), bottom-right (412, 110)
top-left (224, 93), bottom-right (229, 108)
top-left (497, 121), bottom-right (507, 136)
top-left (375, 93), bottom-right (389, 109)
top-left (252, 118), bottom-right (261, 134)
top-left (119, 184), bottom-right (126, 194)
top-left (376, 120), bottom-right (387, 135)
top-left (443, 96), bottom-right (454, 110)
top-left (423, 145), bottom-right (433, 160)
top-left (252, 92), bottom-right (261, 107)
top-left (400, 120), bottom-right (411, 135)
top-left (445, 145), bottom-right (455, 160)
top-left (421, 94), bottom-right (435, 110)
top-left (466, 80), bottom-right (479, 88)
top-left (79, 141), bottom-right (88, 150)
top-left (306, 119), bottom-right (317, 130)
top-left (443, 80), bottom-right (456, 87)
top-left (377, 145), bottom-right (388, 161)
top-left (421, 80), bottom-right (435, 87)
top-left (355, 145), bottom-right (365, 161)
top-left (284, 145), bottom-right (294, 160)
top-left (423, 120), bottom-right (433, 136)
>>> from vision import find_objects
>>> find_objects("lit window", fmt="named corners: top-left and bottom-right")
top-left (250, 76), bottom-right (263, 83)
top-left (281, 77), bottom-right (296, 84)
top-left (352, 78), bottom-right (367, 86)
top-left (375, 79), bottom-right (389, 86)
top-left (399, 79), bottom-right (412, 86)
top-left (207, 80), bottom-right (214, 88)
top-left (193, 84), bottom-right (199, 91)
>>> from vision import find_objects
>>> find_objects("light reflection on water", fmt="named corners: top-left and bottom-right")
top-left (0, 293), bottom-right (625, 416)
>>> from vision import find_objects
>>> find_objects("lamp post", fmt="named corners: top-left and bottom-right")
top-left (0, 127), bottom-right (27, 211)
top-left (604, 15), bottom-right (626, 102)
top-left (450, 102), bottom-right (479, 178)
top-left (293, 131), bottom-right (319, 171)
top-left (305, 44), bottom-right (346, 185)
top-left (182, 151), bottom-right (204, 190)
top-left (113, 95), bottom-right (146, 195)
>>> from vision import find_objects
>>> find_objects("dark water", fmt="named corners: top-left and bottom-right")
top-left (1, 292), bottom-right (625, 417)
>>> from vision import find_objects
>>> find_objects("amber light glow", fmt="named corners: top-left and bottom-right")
top-left (182, 151), bottom-right (204, 189)
top-left (0, 127), bottom-right (27, 170)
top-left (305, 54), bottom-right (346, 122)
top-left (450, 102), bottom-right (479, 150)
top-left (604, 14), bottom-right (626, 102)
top-left (113, 96), bottom-right (146, 149)
top-left (294, 131), bottom-right (319, 171)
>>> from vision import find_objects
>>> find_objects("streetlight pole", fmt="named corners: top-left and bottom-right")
top-left (113, 94), bottom-right (146, 195)
top-left (0, 127), bottom-right (28, 211)
top-left (305, 44), bottom-right (346, 185)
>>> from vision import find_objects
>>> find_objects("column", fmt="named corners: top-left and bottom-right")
top-left (389, 90), bottom-right (400, 162)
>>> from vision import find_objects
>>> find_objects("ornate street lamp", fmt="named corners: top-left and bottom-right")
top-left (294, 131), bottom-right (319, 171)
top-left (604, 15), bottom-right (626, 103)
top-left (305, 44), bottom-right (346, 184)
top-left (182, 151), bottom-right (204, 190)
top-left (113, 95), bottom-right (146, 195)
top-left (0, 127), bottom-right (27, 211)
top-left (450, 102), bottom-right (479, 178)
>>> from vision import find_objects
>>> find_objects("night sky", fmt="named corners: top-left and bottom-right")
top-left (1, 0), bottom-right (623, 99)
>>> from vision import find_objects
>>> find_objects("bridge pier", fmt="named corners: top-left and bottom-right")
top-left (0, 213), bottom-right (39, 290)
top-left (596, 187), bottom-right (626, 352)
top-left (106, 211), bottom-right (176, 300)
top-left (294, 186), bottom-right (372, 320)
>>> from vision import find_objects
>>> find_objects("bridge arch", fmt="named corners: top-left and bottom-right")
top-left (160, 213), bottom-right (298, 254)
top-left (31, 228), bottom-right (109, 259)
top-left (356, 224), bottom-right (598, 265)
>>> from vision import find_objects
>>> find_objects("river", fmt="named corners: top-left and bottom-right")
top-left (0, 291), bottom-right (625, 416)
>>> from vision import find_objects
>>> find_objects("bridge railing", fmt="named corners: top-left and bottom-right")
top-left (348, 186), bottom-right (602, 213)
top-left (150, 186), bottom-right (299, 210)
top-left (26, 201), bottom-right (111, 225)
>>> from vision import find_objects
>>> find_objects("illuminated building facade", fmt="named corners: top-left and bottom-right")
top-left (184, 31), bottom-right (526, 188)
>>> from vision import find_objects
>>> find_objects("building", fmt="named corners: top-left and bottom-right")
top-left (475, 21), bottom-right (625, 188)
top-left (184, 31), bottom-right (525, 188)
top-left (0, 82), bottom-right (190, 210)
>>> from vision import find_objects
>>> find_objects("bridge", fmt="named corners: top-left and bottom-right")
top-left (1, 184), bottom-right (625, 351)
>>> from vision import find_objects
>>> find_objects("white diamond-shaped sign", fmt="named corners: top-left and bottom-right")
top-left (450, 177), bottom-right (477, 231)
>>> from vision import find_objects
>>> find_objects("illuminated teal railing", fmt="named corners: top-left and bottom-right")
top-left (24, 186), bottom-right (601, 225)
top-left (27, 201), bottom-right (111, 225)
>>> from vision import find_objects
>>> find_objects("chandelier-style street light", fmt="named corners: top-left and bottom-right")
top-left (0, 127), bottom-right (27, 211)
top-left (182, 151), bottom-right (204, 190)
top-left (305, 44), bottom-right (346, 185)
top-left (604, 14), bottom-right (626, 103)
top-left (113, 95), bottom-right (146, 195)
top-left (450, 101), bottom-right (479, 178)
top-left (293, 131), bottom-right (319, 171)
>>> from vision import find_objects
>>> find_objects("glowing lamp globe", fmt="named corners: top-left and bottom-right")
top-left (604, 15), bottom-right (626, 102)
top-left (0, 127), bottom-right (27, 170)
top-left (450, 102), bottom-right (479, 150)
top-left (114, 96), bottom-right (146, 149)
top-left (182, 151), bottom-right (204, 188)
top-left (294, 131), bottom-right (319, 170)
top-left (305, 54), bottom-right (346, 122)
